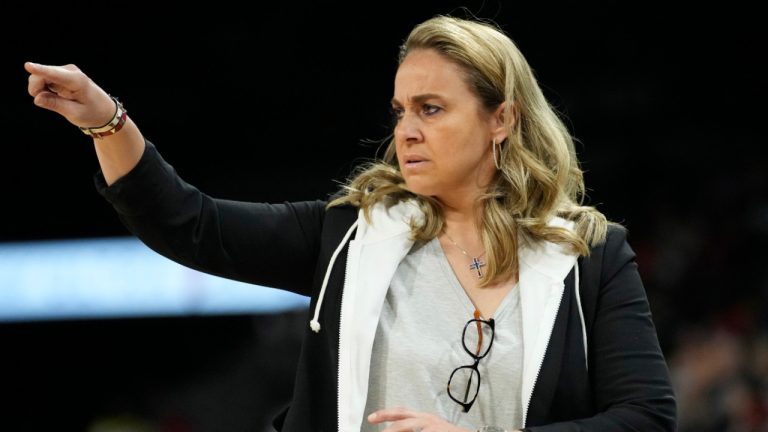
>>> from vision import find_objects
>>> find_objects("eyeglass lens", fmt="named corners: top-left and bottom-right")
top-left (448, 318), bottom-right (494, 408)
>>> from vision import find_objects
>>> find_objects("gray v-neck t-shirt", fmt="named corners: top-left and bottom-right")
top-left (362, 238), bottom-right (524, 431)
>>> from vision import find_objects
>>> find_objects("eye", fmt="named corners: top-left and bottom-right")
top-left (422, 104), bottom-right (442, 116)
top-left (390, 106), bottom-right (404, 121)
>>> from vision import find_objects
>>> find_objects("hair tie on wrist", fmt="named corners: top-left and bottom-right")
top-left (79, 95), bottom-right (127, 139)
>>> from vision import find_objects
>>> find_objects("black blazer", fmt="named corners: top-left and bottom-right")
top-left (96, 140), bottom-right (677, 431)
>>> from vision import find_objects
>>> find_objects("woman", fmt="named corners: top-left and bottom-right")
top-left (25, 15), bottom-right (676, 432)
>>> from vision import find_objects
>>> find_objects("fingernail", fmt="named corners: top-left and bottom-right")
top-left (368, 412), bottom-right (377, 420)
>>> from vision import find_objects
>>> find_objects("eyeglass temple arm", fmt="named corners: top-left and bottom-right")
top-left (474, 309), bottom-right (483, 354)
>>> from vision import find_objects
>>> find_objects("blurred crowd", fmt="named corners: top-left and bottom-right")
top-left (635, 159), bottom-right (768, 431)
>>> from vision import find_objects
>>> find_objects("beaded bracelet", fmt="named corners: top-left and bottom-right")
top-left (79, 96), bottom-right (128, 139)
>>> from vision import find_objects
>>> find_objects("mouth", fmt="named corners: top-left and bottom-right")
top-left (403, 156), bottom-right (429, 168)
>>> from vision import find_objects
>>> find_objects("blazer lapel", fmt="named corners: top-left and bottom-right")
top-left (518, 217), bottom-right (578, 426)
top-left (524, 267), bottom-right (576, 425)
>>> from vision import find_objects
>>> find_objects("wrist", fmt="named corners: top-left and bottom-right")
top-left (79, 95), bottom-right (128, 139)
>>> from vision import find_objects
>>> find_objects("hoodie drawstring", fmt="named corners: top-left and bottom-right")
top-left (573, 263), bottom-right (588, 370)
top-left (310, 220), bottom-right (359, 333)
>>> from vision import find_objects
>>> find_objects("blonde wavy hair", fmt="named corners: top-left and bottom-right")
top-left (329, 15), bottom-right (608, 287)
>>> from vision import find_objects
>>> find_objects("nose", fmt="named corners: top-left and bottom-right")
top-left (395, 112), bottom-right (423, 145)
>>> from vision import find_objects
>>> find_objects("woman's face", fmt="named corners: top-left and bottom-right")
top-left (393, 49), bottom-right (504, 203)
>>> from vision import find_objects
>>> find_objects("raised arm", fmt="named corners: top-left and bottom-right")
top-left (25, 62), bottom-right (328, 295)
top-left (25, 62), bottom-right (144, 186)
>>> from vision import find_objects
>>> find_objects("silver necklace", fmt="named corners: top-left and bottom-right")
top-left (443, 232), bottom-right (486, 278)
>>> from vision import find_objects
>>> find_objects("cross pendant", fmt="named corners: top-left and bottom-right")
top-left (469, 257), bottom-right (486, 278)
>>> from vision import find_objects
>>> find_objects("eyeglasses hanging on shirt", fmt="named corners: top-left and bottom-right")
top-left (447, 309), bottom-right (496, 412)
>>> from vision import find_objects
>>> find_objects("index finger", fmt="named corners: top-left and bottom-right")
top-left (24, 62), bottom-right (81, 89)
top-left (368, 407), bottom-right (418, 423)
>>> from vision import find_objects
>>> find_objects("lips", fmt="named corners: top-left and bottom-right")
top-left (402, 154), bottom-right (429, 168)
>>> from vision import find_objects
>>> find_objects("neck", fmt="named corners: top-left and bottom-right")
top-left (438, 195), bottom-right (485, 256)
top-left (436, 184), bottom-right (483, 223)
top-left (436, 164), bottom-right (494, 231)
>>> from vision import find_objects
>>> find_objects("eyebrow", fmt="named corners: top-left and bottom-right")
top-left (391, 93), bottom-right (445, 106)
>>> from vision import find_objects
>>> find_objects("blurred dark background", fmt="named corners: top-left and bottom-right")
top-left (1, 1), bottom-right (766, 431)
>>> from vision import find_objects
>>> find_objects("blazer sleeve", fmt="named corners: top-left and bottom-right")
top-left (93, 139), bottom-right (326, 296)
top-left (525, 225), bottom-right (677, 431)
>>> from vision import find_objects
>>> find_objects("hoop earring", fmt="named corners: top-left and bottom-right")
top-left (492, 138), bottom-right (502, 170)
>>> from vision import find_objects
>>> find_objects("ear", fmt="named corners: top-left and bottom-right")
top-left (490, 101), bottom-right (516, 143)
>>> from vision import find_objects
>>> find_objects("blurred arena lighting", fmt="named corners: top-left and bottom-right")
top-left (0, 236), bottom-right (310, 322)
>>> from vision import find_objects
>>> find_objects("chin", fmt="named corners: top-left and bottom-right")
top-left (403, 180), bottom-right (437, 197)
